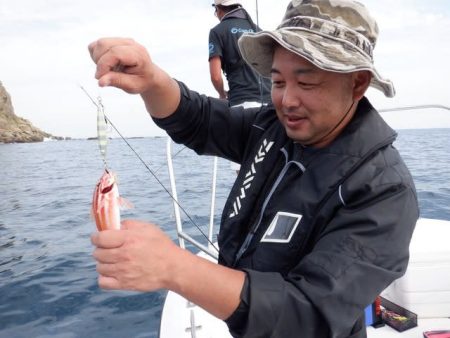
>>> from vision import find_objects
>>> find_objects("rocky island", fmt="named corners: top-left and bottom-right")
top-left (0, 81), bottom-right (62, 143)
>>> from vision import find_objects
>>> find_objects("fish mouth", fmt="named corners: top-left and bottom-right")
top-left (101, 184), bottom-right (114, 194)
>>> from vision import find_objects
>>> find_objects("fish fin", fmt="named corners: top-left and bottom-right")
top-left (118, 196), bottom-right (133, 210)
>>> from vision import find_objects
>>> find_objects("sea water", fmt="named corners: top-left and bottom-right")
top-left (0, 129), bottom-right (449, 338)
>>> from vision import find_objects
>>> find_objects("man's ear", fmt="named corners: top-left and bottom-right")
top-left (352, 71), bottom-right (371, 100)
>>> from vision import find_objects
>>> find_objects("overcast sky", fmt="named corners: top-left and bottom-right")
top-left (1, 0), bottom-right (450, 139)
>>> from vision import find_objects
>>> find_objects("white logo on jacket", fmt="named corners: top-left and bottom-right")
top-left (229, 139), bottom-right (274, 218)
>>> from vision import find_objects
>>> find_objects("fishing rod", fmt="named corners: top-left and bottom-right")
top-left (255, 0), bottom-right (259, 27)
top-left (252, 0), bottom-right (266, 106)
top-left (80, 86), bottom-right (220, 256)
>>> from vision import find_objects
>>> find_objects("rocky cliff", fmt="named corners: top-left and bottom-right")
top-left (0, 81), bottom-right (56, 143)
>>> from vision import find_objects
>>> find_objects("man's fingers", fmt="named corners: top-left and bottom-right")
top-left (94, 51), bottom-right (127, 82)
top-left (96, 262), bottom-right (118, 276)
top-left (121, 219), bottom-right (148, 230)
top-left (88, 37), bottom-right (135, 62)
top-left (97, 274), bottom-right (121, 290)
top-left (97, 71), bottom-right (136, 92)
top-left (91, 230), bottom-right (125, 249)
top-left (89, 39), bottom-right (140, 76)
top-left (88, 38), bottom-right (153, 94)
top-left (93, 247), bottom-right (121, 264)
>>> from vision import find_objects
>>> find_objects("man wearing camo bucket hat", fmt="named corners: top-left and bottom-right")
top-left (88, 1), bottom-right (418, 337)
top-left (239, 0), bottom-right (395, 98)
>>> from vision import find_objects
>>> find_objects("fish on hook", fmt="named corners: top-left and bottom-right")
top-left (80, 85), bottom-right (219, 255)
top-left (80, 87), bottom-right (131, 230)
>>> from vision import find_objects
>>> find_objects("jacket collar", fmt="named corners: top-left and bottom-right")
top-left (331, 97), bottom-right (397, 158)
top-left (222, 7), bottom-right (247, 21)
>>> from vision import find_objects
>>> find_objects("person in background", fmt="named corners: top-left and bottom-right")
top-left (209, 0), bottom-right (271, 109)
top-left (88, 0), bottom-right (419, 337)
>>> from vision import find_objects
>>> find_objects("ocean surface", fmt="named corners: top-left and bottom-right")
top-left (1, 129), bottom-right (449, 338)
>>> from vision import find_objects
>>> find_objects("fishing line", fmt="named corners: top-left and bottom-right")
top-left (80, 86), bottom-right (220, 255)
top-left (153, 146), bottom-right (188, 174)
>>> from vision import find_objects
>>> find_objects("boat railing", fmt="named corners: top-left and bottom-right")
top-left (166, 137), bottom-right (219, 260)
top-left (379, 104), bottom-right (450, 113)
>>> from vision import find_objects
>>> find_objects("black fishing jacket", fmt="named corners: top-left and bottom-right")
top-left (153, 82), bottom-right (419, 338)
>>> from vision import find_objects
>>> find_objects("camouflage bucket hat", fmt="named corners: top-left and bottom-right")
top-left (238, 0), bottom-right (395, 98)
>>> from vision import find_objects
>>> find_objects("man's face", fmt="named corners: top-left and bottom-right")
top-left (270, 46), bottom-right (356, 147)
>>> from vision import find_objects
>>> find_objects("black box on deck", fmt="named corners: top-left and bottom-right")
top-left (380, 296), bottom-right (418, 332)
